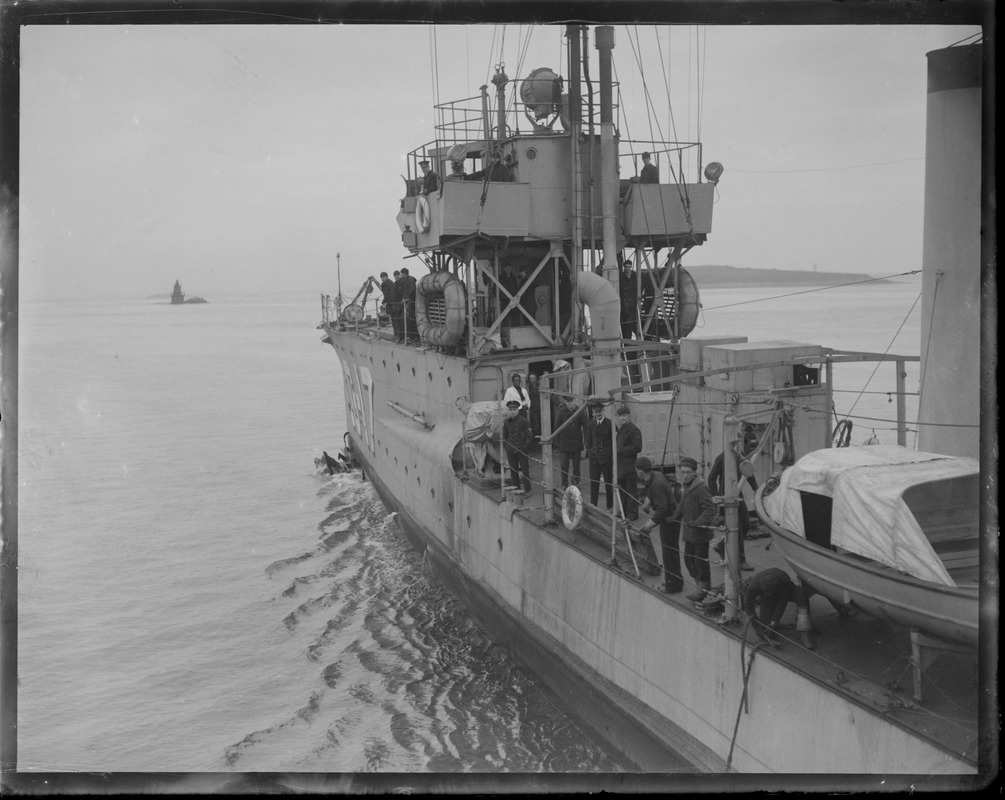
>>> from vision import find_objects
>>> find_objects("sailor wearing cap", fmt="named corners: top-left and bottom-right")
top-left (502, 399), bottom-right (533, 493)
top-left (419, 159), bottom-right (439, 195)
top-left (636, 456), bottom-right (683, 594)
top-left (640, 151), bottom-right (658, 184)
top-left (672, 456), bottom-right (718, 603)
top-left (583, 401), bottom-right (614, 511)
top-left (615, 405), bottom-right (643, 520)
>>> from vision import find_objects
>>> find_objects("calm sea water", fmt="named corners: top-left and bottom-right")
top-left (14, 279), bottom-right (922, 776)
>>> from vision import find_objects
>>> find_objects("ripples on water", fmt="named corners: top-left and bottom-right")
top-left (224, 472), bottom-right (625, 775)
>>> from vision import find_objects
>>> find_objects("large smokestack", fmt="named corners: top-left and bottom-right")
top-left (917, 43), bottom-right (982, 458)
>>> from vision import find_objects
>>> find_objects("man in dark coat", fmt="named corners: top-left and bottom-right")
top-left (636, 456), bottom-right (683, 594)
top-left (419, 159), bottom-right (439, 195)
top-left (583, 402), bottom-right (614, 510)
top-left (614, 405), bottom-right (643, 519)
top-left (390, 269), bottom-right (404, 341)
top-left (619, 259), bottom-right (639, 341)
top-left (502, 400), bottom-right (533, 493)
top-left (468, 149), bottom-right (508, 182)
top-left (498, 262), bottom-right (521, 329)
top-left (379, 271), bottom-right (394, 318)
top-left (400, 267), bottom-right (418, 343)
top-left (672, 456), bottom-right (718, 602)
top-left (527, 373), bottom-right (541, 439)
top-left (554, 396), bottom-right (586, 488)
top-left (639, 151), bottom-right (659, 184)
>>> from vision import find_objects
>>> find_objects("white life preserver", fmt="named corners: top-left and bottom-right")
top-left (561, 485), bottom-right (584, 530)
top-left (415, 195), bottom-right (431, 233)
top-left (415, 271), bottom-right (467, 347)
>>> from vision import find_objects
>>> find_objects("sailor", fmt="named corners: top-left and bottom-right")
top-left (554, 395), bottom-right (586, 489)
top-left (379, 271), bottom-right (394, 317)
top-left (639, 151), bottom-right (659, 184)
top-left (502, 373), bottom-right (531, 419)
top-left (400, 267), bottom-right (419, 344)
top-left (419, 159), bottom-right (439, 195)
top-left (619, 259), bottom-right (639, 341)
top-left (390, 269), bottom-right (405, 341)
top-left (583, 401), bottom-right (614, 511)
top-left (498, 262), bottom-right (521, 328)
top-left (614, 405), bottom-right (643, 520)
top-left (445, 160), bottom-right (467, 181)
top-left (502, 399), bottom-right (533, 493)
top-left (501, 153), bottom-right (517, 181)
top-left (744, 568), bottom-right (795, 645)
top-left (527, 373), bottom-right (541, 440)
top-left (672, 456), bottom-right (718, 603)
top-left (636, 456), bottom-right (683, 594)
top-left (468, 149), bottom-right (508, 182)
top-left (707, 450), bottom-right (755, 571)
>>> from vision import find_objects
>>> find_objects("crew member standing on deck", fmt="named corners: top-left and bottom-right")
top-left (584, 401), bottom-right (614, 511)
top-left (619, 259), bottom-right (639, 341)
top-left (636, 457), bottom-right (683, 594)
top-left (672, 456), bottom-right (718, 603)
top-left (502, 400), bottom-right (533, 493)
top-left (615, 405), bottom-right (643, 519)
top-left (390, 269), bottom-right (405, 342)
top-left (379, 272), bottom-right (394, 317)
top-left (400, 267), bottom-right (418, 344)
top-left (502, 373), bottom-right (531, 419)
top-left (527, 373), bottom-right (541, 440)
top-left (419, 159), bottom-right (439, 195)
top-left (554, 395), bottom-right (586, 489)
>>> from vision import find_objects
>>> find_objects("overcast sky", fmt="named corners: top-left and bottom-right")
top-left (18, 21), bottom-right (980, 302)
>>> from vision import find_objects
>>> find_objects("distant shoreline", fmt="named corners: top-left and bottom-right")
top-left (686, 264), bottom-right (887, 288)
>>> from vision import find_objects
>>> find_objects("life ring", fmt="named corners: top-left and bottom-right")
top-left (561, 485), bottom-right (584, 530)
top-left (415, 195), bottom-right (431, 233)
top-left (674, 267), bottom-right (701, 338)
top-left (415, 271), bottom-right (467, 347)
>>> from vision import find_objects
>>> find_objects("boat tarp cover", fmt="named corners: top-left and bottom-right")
top-left (463, 401), bottom-right (506, 472)
top-left (761, 445), bottom-right (979, 586)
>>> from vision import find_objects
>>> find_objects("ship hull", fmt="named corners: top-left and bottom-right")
top-left (328, 333), bottom-right (975, 775)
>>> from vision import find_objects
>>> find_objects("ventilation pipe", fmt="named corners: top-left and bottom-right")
top-left (576, 271), bottom-right (621, 401)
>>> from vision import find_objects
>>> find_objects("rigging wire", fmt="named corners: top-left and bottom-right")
top-left (428, 26), bottom-right (441, 122)
top-left (701, 270), bottom-right (920, 311)
top-left (915, 269), bottom-right (942, 437)
top-left (845, 290), bottom-right (922, 419)
top-left (696, 26), bottom-right (705, 158)
top-left (730, 156), bottom-right (923, 174)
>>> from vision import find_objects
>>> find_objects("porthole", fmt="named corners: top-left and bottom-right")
top-left (526, 147), bottom-right (537, 160)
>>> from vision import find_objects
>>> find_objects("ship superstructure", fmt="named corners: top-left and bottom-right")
top-left (319, 26), bottom-right (985, 776)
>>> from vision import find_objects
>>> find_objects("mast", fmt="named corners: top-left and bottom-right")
top-left (595, 26), bottom-right (619, 290)
top-left (568, 24), bottom-right (583, 334)
top-left (589, 26), bottom-right (622, 403)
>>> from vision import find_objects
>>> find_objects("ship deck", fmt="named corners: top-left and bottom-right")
top-left (462, 442), bottom-right (981, 768)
